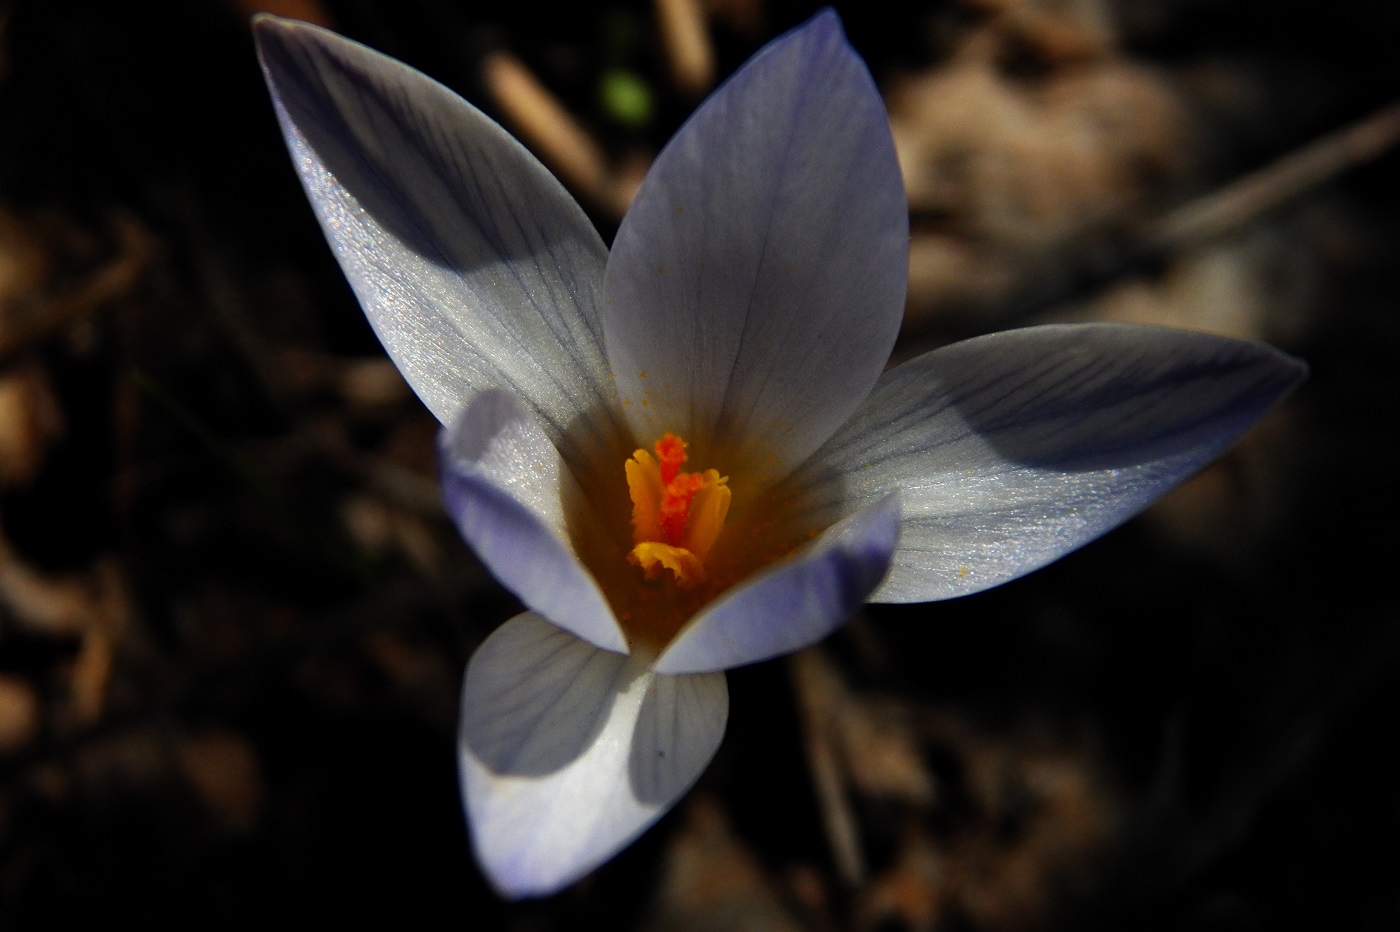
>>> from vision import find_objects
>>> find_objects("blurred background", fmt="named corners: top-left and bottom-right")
top-left (1, 0), bottom-right (1396, 928)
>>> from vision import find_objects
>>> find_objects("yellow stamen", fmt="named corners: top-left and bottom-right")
top-left (625, 450), bottom-right (665, 543)
top-left (629, 542), bottom-right (705, 586)
top-left (624, 433), bottom-right (731, 588)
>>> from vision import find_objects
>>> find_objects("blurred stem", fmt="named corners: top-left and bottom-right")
top-left (790, 646), bottom-right (866, 889)
top-left (1145, 98), bottom-right (1400, 252)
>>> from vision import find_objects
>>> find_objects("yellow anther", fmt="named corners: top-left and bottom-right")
top-left (624, 433), bottom-right (731, 586)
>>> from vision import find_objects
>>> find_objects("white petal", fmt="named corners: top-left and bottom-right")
top-left (460, 614), bottom-right (728, 898)
top-left (440, 390), bottom-right (626, 653)
top-left (655, 495), bottom-right (900, 674)
top-left (253, 17), bottom-right (625, 473)
top-left (601, 11), bottom-right (907, 479)
top-left (793, 324), bottom-right (1307, 601)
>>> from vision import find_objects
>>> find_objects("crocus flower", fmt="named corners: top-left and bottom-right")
top-left (254, 11), bottom-right (1304, 898)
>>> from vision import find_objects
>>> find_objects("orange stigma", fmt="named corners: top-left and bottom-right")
top-left (655, 433), bottom-right (687, 486)
top-left (624, 433), bottom-right (731, 588)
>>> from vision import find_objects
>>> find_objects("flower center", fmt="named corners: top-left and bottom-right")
top-left (567, 430), bottom-right (813, 653)
top-left (624, 433), bottom-right (731, 589)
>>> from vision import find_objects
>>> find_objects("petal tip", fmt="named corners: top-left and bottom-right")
top-left (1278, 350), bottom-right (1310, 387)
top-left (250, 11), bottom-right (309, 54)
top-left (251, 12), bottom-right (328, 89)
top-left (808, 7), bottom-right (845, 38)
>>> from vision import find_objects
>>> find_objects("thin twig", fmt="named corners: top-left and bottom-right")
top-left (482, 51), bottom-right (625, 215)
top-left (960, 97), bottom-right (1400, 329)
top-left (790, 647), bottom-right (866, 889)
top-left (655, 0), bottom-right (715, 96)
top-left (1144, 98), bottom-right (1400, 253)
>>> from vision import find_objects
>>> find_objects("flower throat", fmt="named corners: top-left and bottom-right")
top-left (577, 430), bottom-right (815, 653)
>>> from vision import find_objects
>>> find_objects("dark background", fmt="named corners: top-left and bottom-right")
top-left (1, 0), bottom-right (1395, 928)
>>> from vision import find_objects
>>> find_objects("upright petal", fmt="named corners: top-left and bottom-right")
top-left (655, 494), bottom-right (900, 674)
top-left (440, 390), bottom-right (626, 653)
top-left (253, 17), bottom-right (624, 474)
top-left (793, 324), bottom-right (1306, 601)
top-left (460, 613), bottom-right (728, 898)
top-left (602, 11), bottom-right (907, 479)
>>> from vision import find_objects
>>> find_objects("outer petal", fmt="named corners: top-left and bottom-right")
top-left (655, 494), bottom-right (901, 674)
top-left (440, 390), bottom-right (626, 653)
top-left (793, 324), bottom-right (1307, 602)
top-left (253, 17), bottom-right (625, 473)
top-left (602, 11), bottom-right (907, 479)
top-left (460, 613), bottom-right (728, 898)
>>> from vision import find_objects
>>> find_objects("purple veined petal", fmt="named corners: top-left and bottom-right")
top-left (253, 17), bottom-right (626, 474)
top-left (655, 494), bottom-right (901, 675)
top-left (602, 10), bottom-right (907, 480)
top-left (460, 613), bottom-right (728, 898)
top-left (792, 324), bottom-right (1307, 602)
top-left (440, 390), bottom-right (626, 654)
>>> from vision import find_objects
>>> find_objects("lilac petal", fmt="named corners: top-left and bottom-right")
top-left (655, 494), bottom-right (900, 674)
top-left (440, 390), bottom-right (625, 653)
top-left (602, 11), bottom-right (907, 479)
top-left (460, 613), bottom-right (728, 898)
top-left (793, 324), bottom-right (1307, 602)
top-left (253, 17), bottom-right (624, 471)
